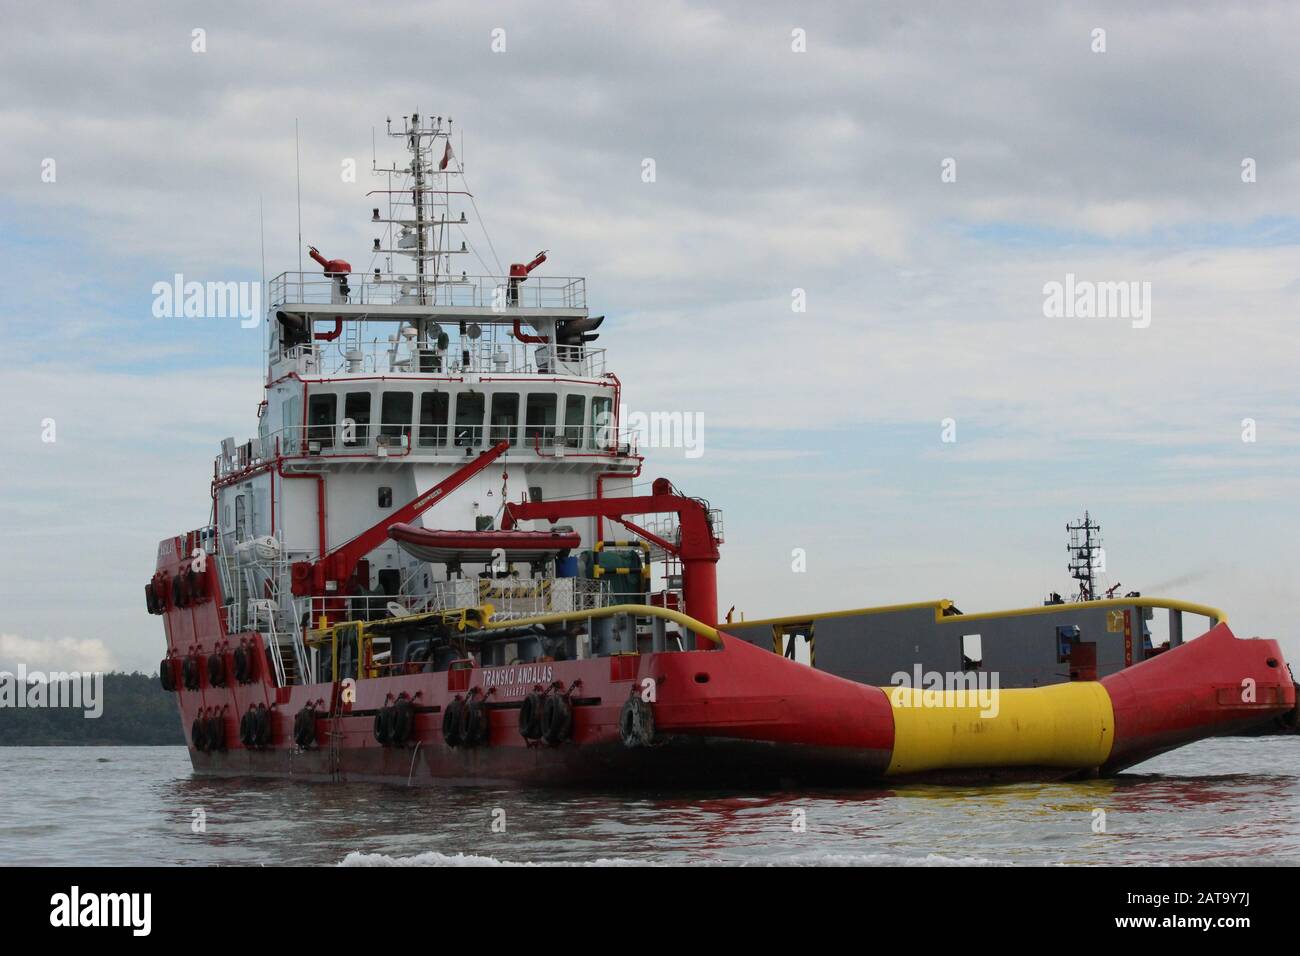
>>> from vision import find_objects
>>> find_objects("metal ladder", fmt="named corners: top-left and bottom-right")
top-left (245, 566), bottom-right (309, 686)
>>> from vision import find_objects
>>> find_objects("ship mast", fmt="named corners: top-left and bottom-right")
top-left (1065, 511), bottom-right (1103, 602)
top-left (370, 111), bottom-right (470, 306)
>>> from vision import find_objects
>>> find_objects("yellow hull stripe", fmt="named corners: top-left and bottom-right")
top-left (884, 681), bottom-right (1115, 776)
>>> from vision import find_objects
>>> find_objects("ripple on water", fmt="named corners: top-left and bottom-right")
top-left (0, 738), bottom-right (1294, 865)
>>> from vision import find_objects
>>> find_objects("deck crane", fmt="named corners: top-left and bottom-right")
top-left (290, 442), bottom-right (510, 599)
top-left (502, 477), bottom-right (722, 627)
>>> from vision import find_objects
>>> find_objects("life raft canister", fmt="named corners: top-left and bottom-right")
top-left (542, 692), bottom-right (573, 746)
top-left (619, 694), bottom-right (656, 748)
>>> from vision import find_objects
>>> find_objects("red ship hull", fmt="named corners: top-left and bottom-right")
top-left (156, 540), bottom-right (1297, 788)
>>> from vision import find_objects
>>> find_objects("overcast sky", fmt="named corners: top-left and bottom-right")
top-left (3, 0), bottom-right (1300, 673)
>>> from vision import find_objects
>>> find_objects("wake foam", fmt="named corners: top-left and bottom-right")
top-left (338, 850), bottom-right (997, 867)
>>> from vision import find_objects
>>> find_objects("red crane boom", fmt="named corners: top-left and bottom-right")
top-left (291, 442), bottom-right (510, 597)
top-left (501, 477), bottom-right (722, 626)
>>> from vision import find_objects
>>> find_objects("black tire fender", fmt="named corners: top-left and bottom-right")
top-left (519, 691), bottom-right (545, 740)
top-left (391, 696), bottom-right (414, 746)
top-left (442, 698), bottom-right (465, 748)
top-left (542, 693), bottom-right (573, 746)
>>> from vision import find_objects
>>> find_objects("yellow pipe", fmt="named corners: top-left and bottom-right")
top-left (732, 596), bottom-right (1225, 630)
top-left (884, 681), bottom-right (1115, 776)
top-left (934, 596), bottom-right (1224, 626)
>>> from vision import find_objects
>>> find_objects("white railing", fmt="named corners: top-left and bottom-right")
top-left (274, 338), bottom-right (606, 379)
top-left (216, 423), bottom-right (638, 477)
top-left (303, 577), bottom-right (609, 626)
top-left (428, 577), bottom-right (609, 621)
top-left (269, 272), bottom-right (586, 310)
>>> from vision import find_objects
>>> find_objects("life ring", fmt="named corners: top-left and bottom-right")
top-left (460, 697), bottom-right (490, 748)
top-left (373, 705), bottom-right (392, 745)
top-left (191, 715), bottom-right (209, 753)
top-left (542, 693), bottom-right (573, 746)
top-left (293, 706), bottom-right (317, 749)
top-left (391, 696), bottom-right (414, 746)
top-left (619, 695), bottom-right (655, 748)
top-left (158, 659), bottom-right (175, 693)
top-left (442, 698), bottom-right (465, 748)
top-left (518, 691), bottom-right (545, 740)
top-left (182, 654), bottom-right (201, 690)
top-left (207, 653), bottom-right (226, 687)
top-left (253, 704), bottom-right (272, 748)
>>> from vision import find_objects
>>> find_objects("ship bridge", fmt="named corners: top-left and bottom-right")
top-left (269, 271), bottom-right (602, 380)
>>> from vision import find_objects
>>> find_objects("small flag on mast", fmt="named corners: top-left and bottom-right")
top-left (439, 140), bottom-right (453, 171)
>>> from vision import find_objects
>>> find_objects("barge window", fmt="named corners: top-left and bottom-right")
top-left (308, 394), bottom-right (337, 448)
top-left (490, 393), bottom-right (520, 446)
top-left (525, 393), bottom-right (558, 446)
top-left (961, 634), bottom-right (983, 670)
top-left (419, 391), bottom-right (449, 447)
top-left (343, 392), bottom-right (371, 446)
top-left (564, 394), bottom-right (586, 446)
top-left (590, 396), bottom-right (613, 449)
top-left (380, 391), bottom-right (414, 443)
top-left (454, 393), bottom-right (485, 447)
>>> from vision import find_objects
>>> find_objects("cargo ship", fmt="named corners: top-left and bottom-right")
top-left (150, 113), bottom-right (1296, 787)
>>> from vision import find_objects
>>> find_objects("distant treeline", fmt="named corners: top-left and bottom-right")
top-left (0, 672), bottom-right (183, 746)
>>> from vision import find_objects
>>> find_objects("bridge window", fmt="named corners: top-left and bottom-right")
top-left (490, 393), bottom-right (520, 446)
top-left (343, 392), bottom-right (371, 446)
top-left (525, 393), bottom-right (558, 447)
top-left (419, 391), bottom-right (449, 447)
top-left (235, 494), bottom-right (247, 542)
top-left (380, 392), bottom-right (413, 443)
top-left (590, 396), bottom-right (613, 449)
top-left (308, 394), bottom-right (337, 448)
top-left (454, 393), bottom-right (484, 446)
top-left (564, 394), bottom-right (586, 447)
top-left (961, 634), bottom-right (983, 670)
top-left (378, 486), bottom-right (392, 508)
